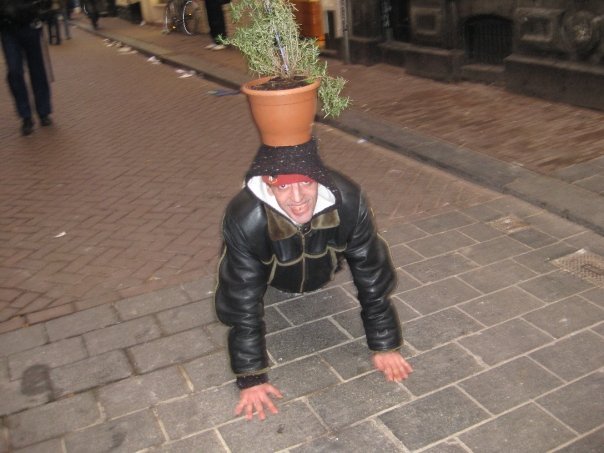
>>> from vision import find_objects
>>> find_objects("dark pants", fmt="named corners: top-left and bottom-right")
top-left (204, 0), bottom-right (226, 43)
top-left (1, 25), bottom-right (51, 121)
top-left (83, 0), bottom-right (100, 28)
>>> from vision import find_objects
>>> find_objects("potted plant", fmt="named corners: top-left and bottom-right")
top-left (222, 0), bottom-right (350, 146)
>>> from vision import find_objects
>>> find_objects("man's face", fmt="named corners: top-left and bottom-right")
top-left (268, 180), bottom-right (319, 224)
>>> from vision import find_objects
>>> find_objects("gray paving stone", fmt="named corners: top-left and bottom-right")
top-left (308, 372), bottom-right (410, 430)
top-left (388, 243), bottom-right (424, 267)
top-left (512, 242), bottom-right (578, 273)
top-left (519, 271), bottom-right (595, 303)
top-left (331, 307), bottom-right (365, 338)
top-left (459, 403), bottom-right (574, 453)
top-left (524, 212), bottom-right (586, 239)
top-left (129, 327), bottom-right (218, 373)
top-left (13, 438), bottom-right (63, 453)
top-left (270, 355), bottom-right (340, 400)
top-left (181, 277), bottom-right (216, 302)
top-left (379, 386), bottom-right (488, 451)
top-left (380, 222), bottom-right (428, 245)
top-left (319, 339), bottom-right (390, 380)
top-left (264, 286), bottom-right (296, 306)
top-left (8, 337), bottom-right (87, 380)
top-left (460, 204), bottom-right (502, 222)
top-left (458, 222), bottom-right (503, 242)
top-left (0, 378), bottom-right (50, 417)
top-left (264, 306), bottom-right (292, 333)
top-left (537, 371), bottom-right (604, 433)
top-left (406, 231), bottom-right (476, 258)
top-left (149, 430), bottom-right (227, 452)
top-left (404, 343), bottom-right (483, 396)
top-left (98, 366), bottom-right (189, 418)
top-left (421, 440), bottom-right (468, 453)
top-left (291, 420), bottom-right (403, 452)
top-left (277, 287), bottom-right (356, 325)
top-left (458, 259), bottom-right (537, 294)
top-left (83, 316), bottom-right (162, 355)
top-left (391, 295), bottom-right (422, 321)
top-left (564, 231), bottom-right (604, 255)
top-left (155, 299), bottom-right (217, 335)
top-left (0, 356), bottom-right (8, 382)
top-left (459, 286), bottom-right (545, 326)
top-left (201, 320), bottom-right (227, 346)
top-left (266, 319), bottom-right (349, 363)
top-left (576, 174), bottom-right (604, 194)
top-left (458, 357), bottom-right (563, 414)
top-left (45, 305), bottom-right (118, 342)
top-left (114, 286), bottom-right (191, 320)
top-left (523, 296), bottom-right (604, 338)
top-left (594, 322), bottom-right (604, 336)
top-left (555, 427), bottom-right (604, 453)
top-left (581, 287), bottom-right (604, 308)
top-left (403, 253), bottom-right (478, 283)
top-left (484, 197), bottom-right (542, 218)
top-left (6, 393), bottom-right (100, 448)
top-left (399, 278), bottom-right (481, 315)
top-left (64, 410), bottom-right (164, 453)
top-left (51, 350), bottom-right (132, 397)
top-left (459, 236), bottom-right (532, 266)
top-left (459, 319), bottom-right (553, 365)
top-left (183, 350), bottom-right (233, 391)
top-left (219, 400), bottom-right (326, 453)
top-left (403, 308), bottom-right (482, 351)
top-left (529, 331), bottom-right (604, 381)
top-left (392, 272), bottom-right (422, 298)
top-left (155, 386), bottom-right (239, 438)
top-left (412, 211), bottom-right (475, 234)
top-left (509, 227), bottom-right (557, 249)
top-left (0, 325), bottom-right (46, 358)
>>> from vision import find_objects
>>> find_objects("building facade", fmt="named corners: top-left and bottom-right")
top-left (342, 0), bottom-right (604, 110)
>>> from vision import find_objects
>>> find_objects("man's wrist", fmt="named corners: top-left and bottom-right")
top-left (236, 373), bottom-right (269, 390)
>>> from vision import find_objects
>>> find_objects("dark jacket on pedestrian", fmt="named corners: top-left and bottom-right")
top-left (215, 141), bottom-right (402, 385)
top-left (0, 0), bottom-right (49, 30)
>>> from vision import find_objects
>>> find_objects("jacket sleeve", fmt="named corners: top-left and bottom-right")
top-left (214, 213), bottom-right (271, 376)
top-left (343, 192), bottom-right (402, 351)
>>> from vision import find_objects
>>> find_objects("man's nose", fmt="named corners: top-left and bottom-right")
top-left (291, 184), bottom-right (303, 201)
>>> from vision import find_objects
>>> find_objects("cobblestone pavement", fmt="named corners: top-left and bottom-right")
top-left (0, 21), bottom-right (603, 453)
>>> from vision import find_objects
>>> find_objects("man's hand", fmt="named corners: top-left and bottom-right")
top-left (235, 383), bottom-right (283, 421)
top-left (372, 351), bottom-right (413, 382)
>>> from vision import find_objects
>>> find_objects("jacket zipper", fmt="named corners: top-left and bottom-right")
top-left (299, 230), bottom-right (306, 293)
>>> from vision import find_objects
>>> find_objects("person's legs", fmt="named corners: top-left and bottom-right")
top-left (22, 27), bottom-right (52, 121)
top-left (85, 0), bottom-right (100, 29)
top-left (1, 30), bottom-right (34, 134)
top-left (205, 0), bottom-right (226, 44)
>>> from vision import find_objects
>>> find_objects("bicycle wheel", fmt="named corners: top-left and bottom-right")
top-left (182, 0), bottom-right (201, 35)
top-left (163, 0), bottom-right (179, 33)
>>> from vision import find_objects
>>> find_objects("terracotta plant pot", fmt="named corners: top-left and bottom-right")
top-left (241, 77), bottom-right (320, 147)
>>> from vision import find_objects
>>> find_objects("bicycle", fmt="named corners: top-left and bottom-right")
top-left (163, 0), bottom-right (202, 36)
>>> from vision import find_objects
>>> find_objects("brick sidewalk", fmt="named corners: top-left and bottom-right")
top-left (0, 22), bottom-right (603, 453)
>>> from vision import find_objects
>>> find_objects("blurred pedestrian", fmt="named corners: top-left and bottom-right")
top-left (82, 0), bottom-right (99, 29)
top-left (0, 0), bottom-right (53, 136)
top-left (204, 0), bottom-right (227, 50)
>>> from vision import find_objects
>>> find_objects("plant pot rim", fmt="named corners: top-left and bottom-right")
top-left (241, 76), bottom-right (321, 97)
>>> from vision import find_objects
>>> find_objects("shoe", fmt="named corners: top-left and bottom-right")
top-left (40, 116), bottom-right (52, 127)
top-left (21, 118), bottom-right (34, 136)
top-left (212, 44), bottom-right (226, 51)
top-left (205, 43), bottom-right (217, 49)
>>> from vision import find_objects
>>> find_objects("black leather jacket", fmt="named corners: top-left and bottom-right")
top-left (215, 171), bottom-right (402, 376)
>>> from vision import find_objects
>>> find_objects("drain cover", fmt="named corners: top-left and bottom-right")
top-left (552, 249), bottom-right (604, 287)
top-left (487, 215), bottom-right (530, 234)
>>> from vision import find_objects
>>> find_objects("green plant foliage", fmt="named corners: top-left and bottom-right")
top-left (222, 0), bottom-right (350, 117)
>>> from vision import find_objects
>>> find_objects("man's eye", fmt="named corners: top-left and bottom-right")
top-left (277, 184), bottom-right (288, 190)
top-left (301, 181), bottom-right (311, 185)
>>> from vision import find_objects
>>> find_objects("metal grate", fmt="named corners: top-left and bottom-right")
top-left (463, 15), bottom-right (513, 65)
top-left (552, 249), bottom-right (604, 287)
top-left (487, 215), bottom-right (529, 234)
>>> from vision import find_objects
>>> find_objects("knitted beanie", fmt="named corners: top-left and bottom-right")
top-left (246, 138), bottom-right (341, 203)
